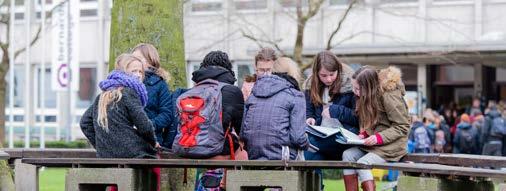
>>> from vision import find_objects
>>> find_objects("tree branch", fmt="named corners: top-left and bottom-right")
top-left (306, 0), bottom-right (325, 20)
top-left (10, 0), bottom-right (65, 59)
top-left (326, 0), bottom-right (358, 50)
top-left (14, 25), bottom-right (42, 58)
top-left (240, 29), bottom-right (287, 56)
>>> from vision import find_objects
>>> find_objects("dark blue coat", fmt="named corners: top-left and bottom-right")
top-left (305, 91), bottom-right (359, 134)
top-left (161, 88), bottom-right (187, 148)
top-left (143, 71), bottom-right (172, 143)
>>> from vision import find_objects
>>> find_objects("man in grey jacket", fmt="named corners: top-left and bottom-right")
top-left (241, 73), bottom-right (309, 160)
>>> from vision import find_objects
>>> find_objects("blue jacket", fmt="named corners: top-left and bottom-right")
top-left (143, 70), bottom-right (172, 143)
top-left (304, 91), bottom-right (359, 134)
top-left (453, 122), bottom-right (480, 154)
top-left (161, 88), bottom-right (188, 148)
top-left (241, 75), bottom-right (308, 160)
top-left (303, 65), bottom-right (359, 161)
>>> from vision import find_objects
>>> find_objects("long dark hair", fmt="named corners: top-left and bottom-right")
top-left (352, 66), bottom-right (381, 131)
top-left (309, 51), bottom-right (342, 106)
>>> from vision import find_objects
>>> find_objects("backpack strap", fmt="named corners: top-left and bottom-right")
top-left (224, 123), bottom-right (235, 160)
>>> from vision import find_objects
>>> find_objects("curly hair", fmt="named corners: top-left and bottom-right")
top-left (200, 50), bottom-right (235, 76)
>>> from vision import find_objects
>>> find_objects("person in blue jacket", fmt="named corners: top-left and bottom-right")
top-left (303, 51), bottom-right (359, 190)
top-left (162, 88), bottom-right (187, 149)
top-left (304, 50), bottom-right (359, 160)
top-left (132, 43), bottom-right (172, 145)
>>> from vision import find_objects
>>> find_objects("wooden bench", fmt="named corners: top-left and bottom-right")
top-left (372, 161), bottom-right (506, 191)
top-left (20, 158), bottom-right (368, 191)
top-left (5, 149), bottom-right (506, 191)
top-left (401, 153), bottom-right (506, 168)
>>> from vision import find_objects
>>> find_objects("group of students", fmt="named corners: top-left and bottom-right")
top-left (80, 44), bottom-right (411, 191)
top-left (409, 100), bottom-right (506, 157)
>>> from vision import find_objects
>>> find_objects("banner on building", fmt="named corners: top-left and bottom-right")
top-left (52, 0), bottom-right (79, 91)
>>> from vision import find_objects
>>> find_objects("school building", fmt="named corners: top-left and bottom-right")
top-left (5, 0), bottom-right (506, 142)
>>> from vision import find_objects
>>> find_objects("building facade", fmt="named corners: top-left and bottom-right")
top-left (4, 0), bottom-right (506, 143)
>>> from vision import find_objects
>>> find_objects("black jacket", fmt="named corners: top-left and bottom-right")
top-left (80, 88), bottom-right (157, 158)
top-left (191, 66), bottom-right (244, 155)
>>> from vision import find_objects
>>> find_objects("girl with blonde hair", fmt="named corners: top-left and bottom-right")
top-left (80, 53), bottom-right (158, 159)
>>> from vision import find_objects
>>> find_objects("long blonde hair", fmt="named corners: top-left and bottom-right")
top-left (274, 57), bottom-right (302, 84)
top-left (132, 43), bottom-right (170, 81)
top-left (98, 54), bottom-right (143, 131)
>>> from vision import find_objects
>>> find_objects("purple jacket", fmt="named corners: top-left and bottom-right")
top-left (241, 75), bottom-right (308, 160)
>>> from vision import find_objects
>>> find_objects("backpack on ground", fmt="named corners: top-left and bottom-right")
top-left (458, 128), bottom-right (477, 154)
top-left (172, 79), bottom-right (234, 159)
top-left (490, 117), bottom-right (506, 138)
top-left (413, 126), bottom-right (431, 150)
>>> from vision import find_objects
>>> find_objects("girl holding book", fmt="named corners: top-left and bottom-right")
top-left (342, 66), bottom-right (410, 191)
top-left (304, 50), bottom-right (359, 161)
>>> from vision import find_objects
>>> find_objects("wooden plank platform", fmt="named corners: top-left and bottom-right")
top-left (401, 153), bottom-right (506, 168)
top-left (2, 148), bottom-right (96, 159)
top-left (21, 158), bottom-right (368, 169)
top-left (372, 162), bottom-right (506, 179)
top-left (1, 148), bottom-right (180, 161)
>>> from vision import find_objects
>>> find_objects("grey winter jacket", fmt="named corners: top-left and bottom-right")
top-left (80, 88), bottom-right (157, 158)
top-left (241, 75), bottom-right (308, 160)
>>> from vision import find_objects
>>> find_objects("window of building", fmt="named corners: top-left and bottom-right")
top-left (234, 0), bottom-right (267, 11)
top-left (191, 0), bottom-right (223, 12)
top-left (80, 9), bottom-right (98, 17)
top-left (279, 0), bottom-right (308, 7)
top-left (380, 0), bottom-right (418, 3)
top-left (36, 115), bottom-right (57, 122)
top-left (37, 67), bottom-right (57, 108)
top-left (35, 11), bottom-right (51, 19)
top-left (6, 66), bottom-right (24, 108)
top-left (15, 0), bottom-right (24, 6)
top-left (14, 13), bottom-right (24, 20)
top-left (435, 65), bottom-right (474, 85)
top-left (497, 68), bottom-right (506, 82)
top-left (76, 67), bottom-right (97, 108)
top-left (36, 0), bottom-right (53, 4)
top-left (329, 0), bottom-right (353, 5)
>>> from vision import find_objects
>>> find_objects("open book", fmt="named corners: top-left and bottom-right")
top-left (306, 125), bottom-right (364, 145)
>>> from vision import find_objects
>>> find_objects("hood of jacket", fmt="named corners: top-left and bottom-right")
top-left (379, 66), bottom-right (406, 95)
top-left (252, 75), bottom-right (295, 98)
top-left (191, 65), bottom-right (236, 85)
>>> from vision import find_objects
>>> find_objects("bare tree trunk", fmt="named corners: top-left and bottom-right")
top-left (109, 0), bottom-right (187, 89)
top-left (110, 1), bottom-right (194, 190)
top-left (294, 21), bottom-right (306, 67)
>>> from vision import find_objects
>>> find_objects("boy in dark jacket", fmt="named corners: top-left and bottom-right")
top-left (189, 51), bottom-right (244, 156)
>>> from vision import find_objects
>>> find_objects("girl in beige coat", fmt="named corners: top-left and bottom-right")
top-left (342, 66), bottom-right (411, 191)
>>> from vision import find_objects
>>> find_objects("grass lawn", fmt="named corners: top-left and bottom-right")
top-left (39, 168), bottom-right (66, 191)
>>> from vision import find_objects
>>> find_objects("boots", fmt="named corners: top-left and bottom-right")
top-left (361, 180), bottom-right (376, 191)
top-left (343, 174), bottom-right (358, 191)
